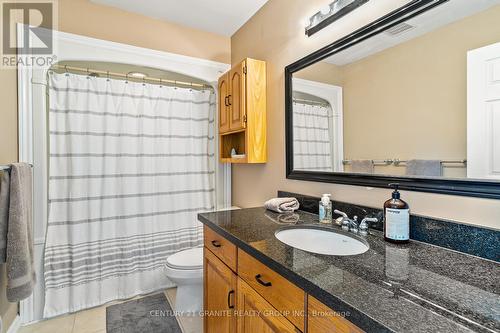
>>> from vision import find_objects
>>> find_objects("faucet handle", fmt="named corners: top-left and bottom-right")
top-left (334, 209), bottom-right (348, 218)
top-left (359, 217), bottom-right (379, 231)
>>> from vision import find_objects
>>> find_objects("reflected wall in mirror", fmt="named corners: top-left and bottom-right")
top-left (290, 0), bottom-right (500, 181)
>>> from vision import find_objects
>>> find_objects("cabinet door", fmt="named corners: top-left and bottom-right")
top-left (308, 296), bottom-right (364, 333)
top-left (218, 73), bottom-right (230, 134)
top-left (229, 61), bottom-right (246, 131)
top-left (237, 278), bottom-right (300, 333)
top-left (237, 250), bottom-right (305, 330)
top-left (204, 248), bottom-right (237, 333)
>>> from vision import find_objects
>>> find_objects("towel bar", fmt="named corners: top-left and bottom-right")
top-left (393, 159), bottom-right (467, 166)
top-left (342, 159), bottom-right (467, 167)
top-left (0, 164), bottom-right (34, 172)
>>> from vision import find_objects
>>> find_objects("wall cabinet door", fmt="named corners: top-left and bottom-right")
top-left (217, 58), bottom-right (266, 163)
top-left (229, 61), bottom-right (246, 131)
top-left (204, 248), bottom-right (237, 333)
top-left (218, 73), bottom-right (230, 134)
top-left (237, 278), bottom-right (300, 333)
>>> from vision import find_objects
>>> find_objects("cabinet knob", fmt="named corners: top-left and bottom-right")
top-left (211, 240), bottom-right (222, 248)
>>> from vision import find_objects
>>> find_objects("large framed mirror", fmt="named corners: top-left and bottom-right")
top-left (285, 0), bottom-right (500, 199)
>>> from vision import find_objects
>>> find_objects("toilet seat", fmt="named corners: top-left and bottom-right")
top-left (166, 247), bottom-right (203, 270)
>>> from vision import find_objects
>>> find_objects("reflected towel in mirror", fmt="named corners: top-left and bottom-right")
top-left (351, 160), bottom-right (374, 173)
top-left (405, 160), bottom-right (442, 177)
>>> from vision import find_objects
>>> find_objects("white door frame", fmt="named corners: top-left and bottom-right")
top-left (17, 24), bottom-right (231, 323)
top-left (467, 41), bottom-right (500, 180)
top-left (292, 78), bottom-right (344, 171)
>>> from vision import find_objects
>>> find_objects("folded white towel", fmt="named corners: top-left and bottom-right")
top-left (264, 197), bottom-right (300, 213)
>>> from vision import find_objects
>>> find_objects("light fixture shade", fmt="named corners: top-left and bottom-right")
top-left (305, 0), bottom-right (369, 37)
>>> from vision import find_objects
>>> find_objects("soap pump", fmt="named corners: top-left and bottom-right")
top-left (384, 183), bottom-right (410, 243)
top-left (319, 194), bottom-right (332, 224)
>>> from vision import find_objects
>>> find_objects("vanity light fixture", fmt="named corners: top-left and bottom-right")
top-left (305, 0), bottom-right (370, 36)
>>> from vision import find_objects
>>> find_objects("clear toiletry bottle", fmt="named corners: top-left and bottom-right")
top-left (319, 194), bottom-right (332, 223)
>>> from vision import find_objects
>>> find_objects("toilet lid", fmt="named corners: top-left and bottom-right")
top-left (166, 247), bottom-right (203, 270)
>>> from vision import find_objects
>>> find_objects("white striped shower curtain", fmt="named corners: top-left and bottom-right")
top-left (43, 72), bottom-right (215, 317)
top-left (293, 103), bottom-right (333, 171)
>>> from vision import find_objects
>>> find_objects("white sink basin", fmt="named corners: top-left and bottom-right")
top-left (275, 227), bottom-right (369, 256)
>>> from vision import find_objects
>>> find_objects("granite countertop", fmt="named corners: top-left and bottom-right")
top-left (198, 207), bottom-right (500, 333)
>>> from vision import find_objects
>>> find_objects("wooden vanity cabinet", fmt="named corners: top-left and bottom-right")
top-left (204, 249), bottom-right (237, 333)
top-left (308, 296), bottom-right (364, 333)
top-left (203, 225), bottom-right (364, 333)
top-left (237, 250), bottom-right (305, 330)
top-left (218, 58), bottom-right (267, 163)
top-left (237, 277), bottom-right (301, 333)
top-left (204, 225), bottom-right (237, 271)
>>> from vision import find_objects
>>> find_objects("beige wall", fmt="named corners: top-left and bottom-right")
top-left (0, 0), bottom-right (230, 329)
top-left (295, 61), bottom-right (344, 86)
top-left (231, 0), bottom-right (500, 230)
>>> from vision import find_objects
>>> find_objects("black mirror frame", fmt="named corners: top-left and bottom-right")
top-left (285, 0), bottom-right (500, 200)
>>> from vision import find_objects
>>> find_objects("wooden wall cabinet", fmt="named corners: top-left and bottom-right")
top-left (218, 58), bottom-right (267, 163)
top-left (203, 225), bottom-right (364, 333)
top-left (218, 73), bottom-right (230, 134)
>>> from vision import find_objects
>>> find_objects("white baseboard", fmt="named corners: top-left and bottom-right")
top-left (6, 315), bottom-right (21, 333)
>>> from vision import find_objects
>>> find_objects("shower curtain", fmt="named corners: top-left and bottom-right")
top-left (43, 72), bottom-right (215, 317)
top-left (293, 103), bottom-right (333, 171)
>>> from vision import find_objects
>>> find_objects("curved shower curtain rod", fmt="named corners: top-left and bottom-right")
top-left (50, 64), bottom-right (214, 90)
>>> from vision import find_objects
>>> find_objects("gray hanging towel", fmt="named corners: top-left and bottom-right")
top-left (351, 160), bottom-right (374, 174)
top-left (405, 159), bottom-right (442, 177)
top-left (6, 163), bottom-right (36, 302)
top-left (0, 170), bottom-right (10, 262)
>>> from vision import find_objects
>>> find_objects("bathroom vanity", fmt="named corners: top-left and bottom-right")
top-left (202, 219), bottom-right (362, 333)
top-left (199, 207), bottom-right (499, 333)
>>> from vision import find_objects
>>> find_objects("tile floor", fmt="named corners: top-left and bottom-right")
top-left (18, 288), bottom-right (202, 333)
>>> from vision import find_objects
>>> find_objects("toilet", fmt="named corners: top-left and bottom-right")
top-left (165, 247), bottom-right (204, 313)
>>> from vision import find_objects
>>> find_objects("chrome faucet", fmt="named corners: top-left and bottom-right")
top-left (359, 217), bottom-right (379, 235)
top-left (334, 210), bottom-right (359, 232)
top-left (334, 210), bottom-right (378, 234)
